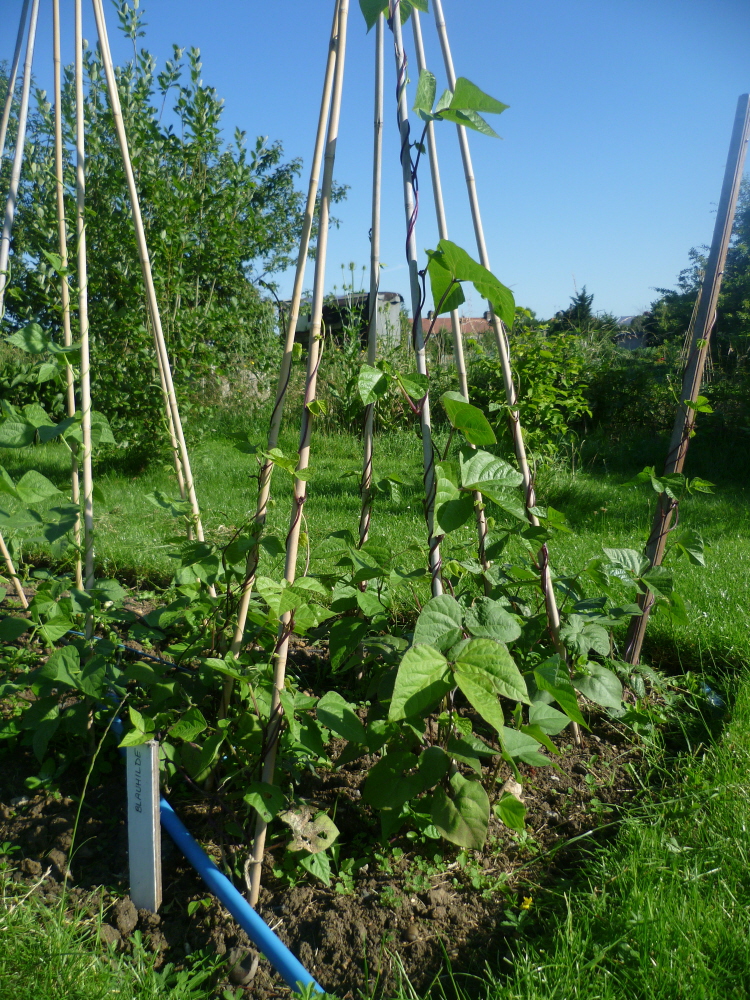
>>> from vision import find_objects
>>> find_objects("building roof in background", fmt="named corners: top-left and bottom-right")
top-left (421, 312), bottom-right (493, 336)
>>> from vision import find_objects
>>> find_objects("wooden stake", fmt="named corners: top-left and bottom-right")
top-left (222, 0), bottom-right (342, 717)
top-left (390, 3), bottom-right (443, 598)
top-left (411, 10), bottom-right (489, 576)
top-left (431, 0), bottom-right (577, 740)
top-left (358, 13), bottom-right (384, 548)
top-left (0, 531), bottom-right (27, 608)
top-left (0, 0), bottom-right (30, 162)
top-left (0, 0), bottom-right (38, 609)
top-left (53, 0), bottom-right (83, 591)
top-left (0, 0), bottom-right (39, 316)
top-left (624, 93), bottom-right (750, 666)
top-left (247, 0), bottom-right (350, 910)
top-left (90, 0), bottom-right (211, 567)
top-left (75, 0), bottom-right (94, 612)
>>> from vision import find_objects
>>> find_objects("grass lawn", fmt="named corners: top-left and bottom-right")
top-left (3, 411), bottom-right (748, 670)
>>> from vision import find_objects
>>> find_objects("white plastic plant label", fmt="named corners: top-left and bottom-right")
top-left (126, 740), bottom-right (162, 912)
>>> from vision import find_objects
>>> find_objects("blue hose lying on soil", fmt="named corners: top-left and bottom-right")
top-left (108, 710), bottom-right (324, 994)
top-left (159, 798), bottom-right (324, 995)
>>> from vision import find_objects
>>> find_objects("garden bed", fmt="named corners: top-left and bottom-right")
top-left (1, 685), bottom-right (641, 999)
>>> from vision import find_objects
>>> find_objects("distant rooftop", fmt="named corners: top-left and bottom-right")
top-left (421, 311), bottom-right (493, 336)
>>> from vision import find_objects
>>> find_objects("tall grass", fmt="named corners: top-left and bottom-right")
top-left (0, 871), bottom-right (219, 1000)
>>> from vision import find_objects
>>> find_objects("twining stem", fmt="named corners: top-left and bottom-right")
top-left (411, 10), bottom-right (489, 578)
top-left (75, 0), bottom-right (95, 629)
top-left (390, 2), bottom-right (443, 598)
top-left (358, 13), bottom-right (384, 550)
top-left (431, 0), bottom-right (578, 741)
top-left (53, 0), bottom-right (83, 590)
top-left (219, 0), bottom-right (343, 722)
top-left (246, 0), bottom-right (350, 910)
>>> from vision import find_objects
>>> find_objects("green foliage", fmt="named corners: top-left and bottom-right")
top-left (0, 220), bottom-right (713, 887)
top-left (426, 240), bottom-right (515, 328)
top-left (470, 326), bottom-right (593, 464)
top-left (359, 0), bottom-right (429, 32)
top-left (413, 71), bottom-right (508, 139)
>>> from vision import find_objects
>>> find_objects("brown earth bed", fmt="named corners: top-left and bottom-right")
top-left (0, 709), bottom-right (641, 999)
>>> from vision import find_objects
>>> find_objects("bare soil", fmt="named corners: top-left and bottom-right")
top-left (0, 710), bottom-right (641, 998)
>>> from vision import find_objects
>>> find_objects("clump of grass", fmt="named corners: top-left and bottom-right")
top-left (0, 867), bottom-right (220, 1000)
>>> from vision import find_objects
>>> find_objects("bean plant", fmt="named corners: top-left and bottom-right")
top-left (0, 243), bottom-right (709, 881)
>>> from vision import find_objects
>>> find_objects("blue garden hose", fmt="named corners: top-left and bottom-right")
top-left (159, 798), bottom-right (324, 995)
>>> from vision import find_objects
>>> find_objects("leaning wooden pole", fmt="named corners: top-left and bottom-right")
top-left (0, 0), bottom-right (39, 316)
top-left (152, 317), bottom-right (189, 515)
top-left (53, 0), bottom-right (83, 590)
top-left (0, 0), bottom-right (38, 607)
top-left (0, 0), bottom-right (30, 162)
top-left (246, 0), bottom-right (350, 909)
top-left (432, 0), bottom-right (577, 738)
top-left (0, 533), bottom-right (27, 608)
top-left (223, 0), bottom-right (341, 716)
top-left (75, 0), bottom-right (95, 606)
top-left (624, 93), bottom-right (750, 666)
top-left (391, 3), bottom-right (443, 598)
top-left (411, 10), bottom-right (489, 575)
top-left (358, 12), bottom-right (384, 548)
top-left (90, 0), bottom-right (210, 556)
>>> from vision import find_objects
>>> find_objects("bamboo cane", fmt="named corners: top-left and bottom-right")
top-left (75, 0), bottom-right (95, 612)
top-left (0, 532), bottom-right (27, 608)
top-left (247, 0), bottom-right (350, 910)
top-left (148, 310), bottom-right (189, 532)
top-left (0, 0), bottom-right (39, 316)
top-left (0, 0), bottom-right (38, 607)
top-left (358, 13), bottom-right (384, 548)
top-left (221, 0), bottom-right (341, 720)
top-left (624, 93), bottom-right (750, 667)
top-left (90, 0), bottom-right (211, 572)
top-left (390, 3), bottom-right (443, 598)
top-left (411, 10), bottom-right (489, 575)
top-left (53, 0), bottom-right (83, 591)
top-left (0, 0), bottom-right (30, 162)
top-left (432, 0), bottom-right (577, 738)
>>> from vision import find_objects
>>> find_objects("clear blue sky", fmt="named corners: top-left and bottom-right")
top-left (3, 0), bottom-right (749, 319)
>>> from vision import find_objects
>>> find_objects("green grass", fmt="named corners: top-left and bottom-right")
top-left (0, 874), bottom-right (218, 1000)
top-left (384, 679), bottom-right (750, 1000)
top-left (3, 412), bottom-right (749, 669)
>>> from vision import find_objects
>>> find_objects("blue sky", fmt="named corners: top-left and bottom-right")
top-left (3, 0), bottom-right (749, 319)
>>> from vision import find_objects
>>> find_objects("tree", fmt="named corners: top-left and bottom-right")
top-left (1, 1), bottom-right (345, 446)
top-left (547, 285), bottom-right (620, 339)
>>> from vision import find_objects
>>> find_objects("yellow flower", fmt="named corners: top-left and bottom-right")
top-left (520, 897), bottom-right (533, 911)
